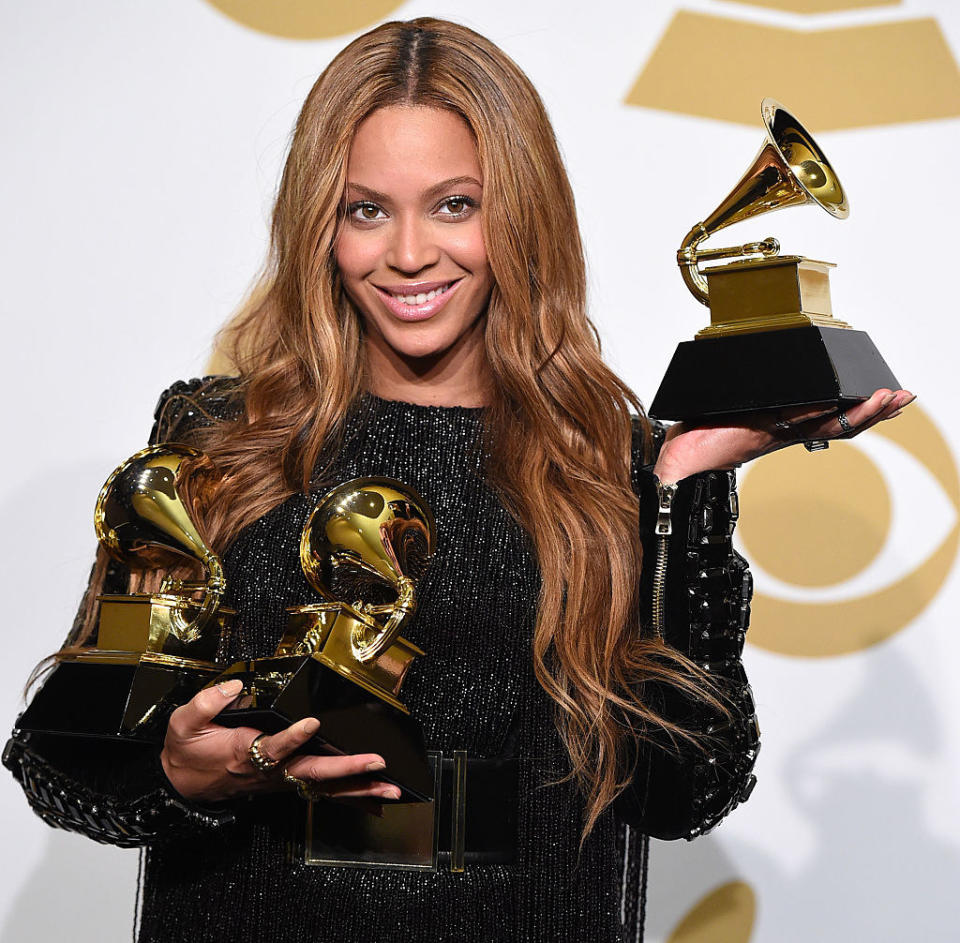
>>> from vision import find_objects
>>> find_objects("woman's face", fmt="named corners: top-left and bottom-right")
top-left (335, 105), bottom-right (494, 372)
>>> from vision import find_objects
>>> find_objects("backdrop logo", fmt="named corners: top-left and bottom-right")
top-left (666, 881), bottom-right (756, 943)
top-left (625, 2), bottom-right (960, 129)
top-left (739, 406), bottom-right (959, 657)
top-left (202, 0), bottom-right (405, 39)
top-left (736, 0), bottom-right (898, 10)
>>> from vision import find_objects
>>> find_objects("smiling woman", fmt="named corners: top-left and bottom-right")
top-left (3, 14), bottom-right (910, 943)
top-left (336, 106), bottom-right (494, 404)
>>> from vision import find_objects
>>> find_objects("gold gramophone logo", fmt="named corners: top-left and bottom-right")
top-left (738, 405), bottom-right (959, 657)
top-left (626, 0), bottom-right (960, 129)
top-left (201, 0), bottom-right (404, 39)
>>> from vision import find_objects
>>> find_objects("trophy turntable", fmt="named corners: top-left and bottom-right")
top-left (650, 98), bottom-right (900, 420)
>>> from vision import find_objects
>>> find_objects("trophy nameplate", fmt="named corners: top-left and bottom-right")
top-left (19, 445), bottom-right (233, 742)
top-left (650, 98), bottom-right (900, 420)
top-left (214, 477), bottom-right (435, 802)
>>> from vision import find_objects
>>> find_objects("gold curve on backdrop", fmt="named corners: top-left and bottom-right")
top-left (736, 0), bottom-right (899, 11)
top-left (202, 0), bottom-right (404, 39)
top-left (740, 406), bottom-right (959, 657)
top-left (740, 444), bottom-right (891, 589)
top-left (666, 880), bottom-right (756, 943)
top-left (625, 11), bottom-right (960, 129)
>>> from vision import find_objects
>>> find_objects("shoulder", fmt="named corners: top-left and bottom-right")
top-left (148, 376), bottom-right (245, 445)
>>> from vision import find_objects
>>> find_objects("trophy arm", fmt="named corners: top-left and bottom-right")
top-left (352, 576), bottom-right (416, 665)
top-left (677, 224), bottom-right (780, 307)
top-left (677, 223), bottom-right (712, 306)
top-left (165, 554), bottom-right (226, 645)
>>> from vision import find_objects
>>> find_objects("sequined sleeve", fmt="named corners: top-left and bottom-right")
top-left (3, 377), bottom-right (243, 846)
top-left (149, 375), bottom-right (244, 445)
top-left (616, 420), bottom-right (759, 840)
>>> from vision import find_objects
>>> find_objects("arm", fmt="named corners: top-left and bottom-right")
top-left (2, 733), bottom-right (234, 848)
top-left (5, 376), bottom-right (401, 838)
top-left (615, 433), bottom-right (759, 840)
top-left (2, 377), bottom-right (241, 846)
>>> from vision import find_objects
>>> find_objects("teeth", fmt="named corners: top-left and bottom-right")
top-left (391, 283), bottom-right (451, 305)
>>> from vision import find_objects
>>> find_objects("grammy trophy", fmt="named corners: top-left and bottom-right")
top-left (651, 98), bottom-right (900, 420)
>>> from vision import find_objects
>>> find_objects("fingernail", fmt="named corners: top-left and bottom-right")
top-left (381, 786), bottom-right (401, 800)
top-left (888, 408), bottom-right (902, 418)
top-left (218, 680), bottom-right (243, 697)
top-left (881, 393), bottom-right (896, 408)
top-left (365, 759), bottom-right (386, 772)
top-left (899, 393), bottom-right (917, 407)
top-left (302, 718), bottom-right (321, 736)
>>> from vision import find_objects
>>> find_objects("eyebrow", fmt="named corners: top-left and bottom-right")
top-left (346, 175), bottom-right (483, 203)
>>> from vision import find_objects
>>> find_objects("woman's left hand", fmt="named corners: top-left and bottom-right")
top-left (653, 388), bottom-right (916, 485)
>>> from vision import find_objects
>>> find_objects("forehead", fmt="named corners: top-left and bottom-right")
top-left (347, 105), bottom-right (481, 191)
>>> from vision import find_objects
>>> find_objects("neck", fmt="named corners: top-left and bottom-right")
top-left (364, 320), bottom-right (492, 408)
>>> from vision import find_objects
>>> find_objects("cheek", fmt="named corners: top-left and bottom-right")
top-left (446, 226), bottom-right (491, 277)
top-left (335, 231), bottom-right (380, 282)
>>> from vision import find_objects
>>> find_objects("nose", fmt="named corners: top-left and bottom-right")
top-left (385, 215), bottom-right (440, 275)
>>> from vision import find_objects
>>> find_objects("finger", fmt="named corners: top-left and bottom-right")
top-left (838, 390), bottom-right (914, 437)
top-left (313, 773), bottom-right (402, 800)
top-left (325, 781), bottom-right (402, 800)
top-left (839, 397), bottom-right (907, 438)
top-left (284, 752), bottom-right (387, 782)
top-left (793, 391), bottom-right (894, 442)
top-left (777, 404), bottom-right (839, 425)
top-left (169, 679), bottom-right (245, 735)
top-left (253, 717), bottom-right (321, 766)
top-left (839, 389), bottom-right (897, 428)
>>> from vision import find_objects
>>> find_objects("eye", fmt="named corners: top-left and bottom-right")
top-left (436, 195), bottom-right (477, 218)
top-left (347, 201), bottom-right (386, 222)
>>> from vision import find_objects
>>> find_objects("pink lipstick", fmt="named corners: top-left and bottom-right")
top-left (373, 277), bottom-right (463, 322)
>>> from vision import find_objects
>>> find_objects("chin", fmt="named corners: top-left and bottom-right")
top-left (374, 318), bottom-right (474, 362)
top-left (386, 331), bottom-right (458, 362)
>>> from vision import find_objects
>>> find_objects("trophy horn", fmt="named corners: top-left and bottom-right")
top-left (94, 444), bottom-right (224, 643)
top-left (677, 98), bottom-right (849, 306)
top-left (300, 477), bottom-right (436, 664)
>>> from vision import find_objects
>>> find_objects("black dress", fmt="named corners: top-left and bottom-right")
top-left (4, 378), bottom-right (759, 943)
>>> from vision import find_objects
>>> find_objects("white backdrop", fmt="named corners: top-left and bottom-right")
top-left (2, 1), bottom-right (958, 941)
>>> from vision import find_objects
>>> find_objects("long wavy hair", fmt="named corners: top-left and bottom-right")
top-left (71, 17), bottom-right (716, 838)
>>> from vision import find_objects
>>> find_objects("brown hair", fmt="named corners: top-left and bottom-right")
top-left (77, 17), bottom-right (715, 837)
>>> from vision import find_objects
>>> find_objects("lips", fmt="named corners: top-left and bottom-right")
top-left (373, 277), bottom-right (463, 322)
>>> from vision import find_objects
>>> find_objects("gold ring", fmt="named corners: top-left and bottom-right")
top-left (283, 771), bottom-right (327, 802)
top-left (247, 733), bottom-right (280, 773)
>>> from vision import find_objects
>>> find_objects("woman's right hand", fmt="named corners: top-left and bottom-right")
top-left (159, 678), bottom-right (402, 804)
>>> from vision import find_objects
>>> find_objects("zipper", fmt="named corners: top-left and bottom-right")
top-left (652, 477), bottom-right (678, 638)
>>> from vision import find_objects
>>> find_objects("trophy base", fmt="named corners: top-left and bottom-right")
top-left (212, 655), bottom-right (434, 803)
top-left (17, 656), bottom-right (220, 742)
top-left (649, 325), bottom-right (900, 421)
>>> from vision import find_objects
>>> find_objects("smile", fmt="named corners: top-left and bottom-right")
top-left (373, 278), bottom-right (463, 322)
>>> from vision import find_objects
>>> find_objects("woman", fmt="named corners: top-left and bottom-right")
top-left (4, 17), bottom-right (911, 943)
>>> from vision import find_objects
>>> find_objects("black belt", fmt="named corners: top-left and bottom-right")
top-left (302, 752), bottom-right (519, 872)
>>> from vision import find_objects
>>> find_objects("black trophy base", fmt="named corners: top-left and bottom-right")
top-left (213, 656), bottom-right (433, 803)
top-left (17, 659), bottom-right (216, 743)
top-left (649, 325), bottom-right (900, 421)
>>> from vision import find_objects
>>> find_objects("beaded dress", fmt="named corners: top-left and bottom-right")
top-left (4, 378), bottom-right (759, 943)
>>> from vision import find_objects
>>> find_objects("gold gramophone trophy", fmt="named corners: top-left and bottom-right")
top-left (650, 98), bottom-right (899, 419)
top-left (213, 477), bottom-right (436, 801)
top-left (19, 445), bottom-right (233, 740)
